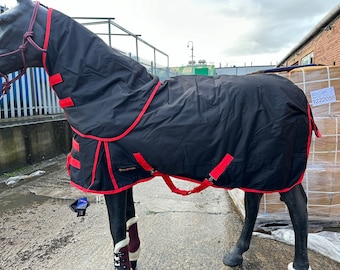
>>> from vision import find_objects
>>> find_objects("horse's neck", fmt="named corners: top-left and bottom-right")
top-left (41, 9), bottom-right (161, 139)
top-left (44, 9), bottom-right (152, 87)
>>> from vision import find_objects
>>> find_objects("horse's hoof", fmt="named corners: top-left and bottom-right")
top-left (131, 260), bottom-right (137, 270)
top-left (288, 262), bottom-right (312, 270)
top-left (223, 252), bottom-right (243, 267)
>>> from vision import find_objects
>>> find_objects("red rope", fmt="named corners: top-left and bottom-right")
top-left (0, 2), bottom-right (46, 97)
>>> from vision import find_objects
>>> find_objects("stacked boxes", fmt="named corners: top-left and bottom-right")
top-left (309, 117), bottom-right (340, 165)
top-left (259, 166), bottom-right (340, 220)
top-left (229, 66), bottom-right (340, 222)
top-left (279, 66), bottom-right (340, 117)
top-left (258, 66), bottom-right (340, 221)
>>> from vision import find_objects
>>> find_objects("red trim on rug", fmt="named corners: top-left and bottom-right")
top-left (42, 8), bottom-right (52, 72)
top-left (90, 141), bottom-right (102, 187)
top-left (239, 186), bottom-right (292, 194)
top-left (70, 176), bottom-right (155, 195)
top-left (104, 142), bottom-right (119, 190)
top-left (243, 103), bottom-right (321, 194)
top-left (70, 80), bottom-right (162, 142)
top-left (59, 97), bottom-right (74, 109)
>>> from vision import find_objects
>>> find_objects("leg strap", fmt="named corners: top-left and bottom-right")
top-left (126, 217), bottom-right (141, 261)
top-left (288, 262), bottom-right (312, 270)
top-left (114, 236), bottom-right (131, 270)
top-left (134, 152), bottom-right (234, 196)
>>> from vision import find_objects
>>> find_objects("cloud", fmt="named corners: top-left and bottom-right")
top-left (2, 0), bottom-right (338, 66)
top-left (216, 0), bottom-right (339, 58)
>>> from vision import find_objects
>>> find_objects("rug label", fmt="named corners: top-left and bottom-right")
top-left (310, 86), bottom-right (336, 107)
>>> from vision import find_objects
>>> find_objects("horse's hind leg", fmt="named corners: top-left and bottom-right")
top-left (280, 184), bottom-right (311, 270)
top-left (105, 190), bottom-right (131, 270)
top-left (223, 191), bottom-right (263, 266)
top-left (126, 188), bottom-right (141, 270)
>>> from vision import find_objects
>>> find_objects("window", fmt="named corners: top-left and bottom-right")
top-left (301, 52), bottom-right (314, 65)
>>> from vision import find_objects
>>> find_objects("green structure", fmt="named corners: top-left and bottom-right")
top-left (172, 65), bottom-right (215, 76)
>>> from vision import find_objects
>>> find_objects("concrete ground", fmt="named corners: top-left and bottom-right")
top-left (0, 157), bottom-right (339, 270)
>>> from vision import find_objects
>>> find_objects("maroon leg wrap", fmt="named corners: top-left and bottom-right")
top-left (126, 217), bottom-right (140, 270)
top-left (114, 237), bottom-right (131, 270)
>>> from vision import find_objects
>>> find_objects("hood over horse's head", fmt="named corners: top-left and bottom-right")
top-left (0, 0), bottom-right (47, 77)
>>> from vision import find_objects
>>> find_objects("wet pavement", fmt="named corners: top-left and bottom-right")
top-left (1, 157), bottom-right (340, 269)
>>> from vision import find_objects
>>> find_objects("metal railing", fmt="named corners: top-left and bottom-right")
top-left (73, 17), bottom-right (178, 80)
top-left (1, 17), bottom-right (175, 120)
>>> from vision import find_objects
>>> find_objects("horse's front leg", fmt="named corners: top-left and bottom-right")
top-left (105, 188), bottom-right (140, 270)
top-left (280, 184), bottom-right (311, 270)
top-left (105, 191), bottom-right (129, 269)
top-left (104, 190), bottom-right (129, 270)
top-left (126, 188), bottom-right (141, 270)
top-left (223, 191), bottom-right (263, 266)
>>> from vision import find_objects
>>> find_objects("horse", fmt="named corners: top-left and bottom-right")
top-left (0, 1), bottom-right (318, 269)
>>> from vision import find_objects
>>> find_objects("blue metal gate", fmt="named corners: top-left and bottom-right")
top-left (0, 68), bottom-right (62, 119)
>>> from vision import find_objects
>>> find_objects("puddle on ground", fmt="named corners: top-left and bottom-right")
top-left (0, 190), bottom-right (93, 218)
top-left (0, 192), bottom-right (50, 215)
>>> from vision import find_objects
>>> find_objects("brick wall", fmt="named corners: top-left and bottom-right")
top-left (284, 16), bottom-right (340, 66)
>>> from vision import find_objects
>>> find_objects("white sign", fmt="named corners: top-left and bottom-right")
top-left (310, 86), bottom-right (336, 107)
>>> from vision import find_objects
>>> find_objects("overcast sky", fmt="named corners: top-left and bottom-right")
top-left (2, 0), bottom-right (340, 67)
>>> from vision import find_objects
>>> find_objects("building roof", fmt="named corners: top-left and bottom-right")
top-left (215, 65), bottom-right (275, 76)
top-left (277, 4), bottom-right (340, 66)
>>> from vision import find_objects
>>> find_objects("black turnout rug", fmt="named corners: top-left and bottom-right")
top-left (42, 9), bottom-right (317, 195)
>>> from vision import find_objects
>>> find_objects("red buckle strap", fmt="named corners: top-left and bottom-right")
top-left (133, 152), bottom-right (234, 196)
top-left (66, 153), bottom-right (71, 175)
top-left (72, 138), bottom-right (80, 152)
top-left (49, 73), bottom-right (63, 87)
top-left (59, 97), bottom-right (74, 109)
top-left (209, 153), bottom-right (234, 180)
top-left (66, 153), bottom-right (81, 176)
top-left (68, 155), bottom-right (81, 169)
top-left (162, 175), bottom-right (213, 196)
top-left (133, 152), bottom-right (154, 172)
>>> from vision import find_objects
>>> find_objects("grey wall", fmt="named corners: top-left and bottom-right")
top-left (0, 119), bottom-right (72, 174)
